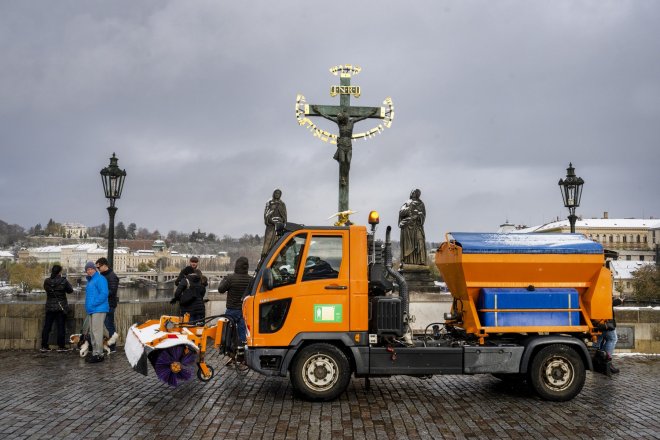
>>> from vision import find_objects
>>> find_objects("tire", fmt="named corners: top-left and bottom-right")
top-left (197, 365), bottom-right (215, 382)
top-left (528, 344), bottom-right (585, 401)
top-left (290, 343), bottom-right (352, 402)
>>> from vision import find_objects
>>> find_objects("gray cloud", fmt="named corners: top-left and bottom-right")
top-left (1, 1), bottom-right (658, 242)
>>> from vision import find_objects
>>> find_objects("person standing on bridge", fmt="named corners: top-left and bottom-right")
top-left (40, 264), bottom-right (74, 352)
top-left (596, 297), bottom-right (623, 374)
top-left (175, 256), bottom-right (201, 286)
top-left (171, 269), bottom-right (206, 324)
top-left (95, 257), bottom-right (119, 353)
top-left (83, 261), bottom-right (109, 363)
top-left (218, 256), bottom-right (253, 345)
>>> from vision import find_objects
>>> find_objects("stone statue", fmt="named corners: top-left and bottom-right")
top-left (399, 188), bottom-right (427, 266)
top-left (261, 189), bottom-right (287, 258)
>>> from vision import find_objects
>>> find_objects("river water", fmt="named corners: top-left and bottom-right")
top-left (0, 286), bottom-right (174, 304)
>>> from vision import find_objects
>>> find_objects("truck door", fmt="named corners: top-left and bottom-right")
top-left (253, 230), bottom-right (350, 347)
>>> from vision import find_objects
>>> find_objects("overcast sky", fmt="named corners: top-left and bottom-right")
top-left (1, 1), bottom-right (658, 242)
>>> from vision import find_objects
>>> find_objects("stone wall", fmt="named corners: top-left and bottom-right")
top-left (0, 299), bottom-right (181, 349)
top-left (611, 307), bottom-right (660, 354)
top-left (1, 295), bottom-right (658, 353)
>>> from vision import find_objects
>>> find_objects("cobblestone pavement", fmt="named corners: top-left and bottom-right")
top-left (0, 350), bottom-right (658, 440)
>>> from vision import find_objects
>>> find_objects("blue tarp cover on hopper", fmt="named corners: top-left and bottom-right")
top-left (450, 232), bottom-right (603, 254)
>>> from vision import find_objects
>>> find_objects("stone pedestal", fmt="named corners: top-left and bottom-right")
top-left (156, 273), bottom-right (170, 291)
top-left (399, 264), bottom-right (441, 293)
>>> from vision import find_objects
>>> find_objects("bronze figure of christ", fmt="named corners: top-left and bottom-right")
top-left (296, 65), bottom-right (394, 212)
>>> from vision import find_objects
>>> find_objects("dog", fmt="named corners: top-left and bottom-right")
top-left (70, 332), bottom-right (119, 357)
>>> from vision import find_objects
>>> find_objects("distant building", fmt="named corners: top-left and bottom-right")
top-left (62, 222), bottom-right (88, 239)
top-left (497, 220), bottom-right (529, 233)
top-left (513, 213), bottom-right (659, 262)
top-left (0, 250), bottom-right (16, 263)
top-left (18, 240), bottom-right (230, 272)
top-left (18, 243), bottom-right (109, 270)
top-left (117, 239), bottom-right (158, 252)
top-left (18, 245), bottom-right (63, 266)
top-left (114, 247), bottom-right (230, 272)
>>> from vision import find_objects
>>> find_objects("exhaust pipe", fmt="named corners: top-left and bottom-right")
top-left (385, 226), bottom-right (409, 323)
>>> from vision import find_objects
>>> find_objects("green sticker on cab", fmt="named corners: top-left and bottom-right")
top-left (313, 304), bottom-right (343, 323)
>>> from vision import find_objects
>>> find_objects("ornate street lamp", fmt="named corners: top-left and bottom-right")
top-left (558, 162), bottom-right (584, 233)
top-left (100, 153), bottom-right (126, 268)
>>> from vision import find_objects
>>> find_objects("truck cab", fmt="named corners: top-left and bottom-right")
top-left (243, 224), bottom-right (369, 385)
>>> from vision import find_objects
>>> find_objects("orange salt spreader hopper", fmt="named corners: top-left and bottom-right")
top-left (435, 232), bottom-right (613, 339)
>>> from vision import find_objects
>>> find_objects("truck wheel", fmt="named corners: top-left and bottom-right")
top-left (528, 344), bottom-right (585, 401)
top-left (290, 343), bottom-right (351, 401)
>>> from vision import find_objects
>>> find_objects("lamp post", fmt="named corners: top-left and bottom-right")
top-left (100, 153), bottom-right (126, 268)
top-left (558, 162), bottom-right (584, 233)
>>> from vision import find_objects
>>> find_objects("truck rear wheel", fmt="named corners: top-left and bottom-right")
top-left (528, 344), bottom-right (585, 401)
top-left (290, 343), bottom-right (351, 401)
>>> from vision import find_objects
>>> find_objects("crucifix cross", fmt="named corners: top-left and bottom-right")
top-left (296, 65), bottom-right (394, 213)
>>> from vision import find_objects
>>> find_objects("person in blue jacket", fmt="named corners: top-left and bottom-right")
top-left (84, 261), bottom-right (109, 363)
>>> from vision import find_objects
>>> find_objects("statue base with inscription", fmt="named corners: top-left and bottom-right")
top-left (399, 264), bottom-right (442, 293)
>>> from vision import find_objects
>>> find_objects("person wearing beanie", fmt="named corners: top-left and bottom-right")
top-left (84, 261), bottom-right (109, 363)
top-left (95, 257), bottom-right (120, 352)
top-left (218, 256), bottom-right (253, 344)
top-left (40, 264), bottom-right (74, 352)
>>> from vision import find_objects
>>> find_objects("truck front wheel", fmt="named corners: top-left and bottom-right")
top-left (290, 343), bottom-right (351, 401)
top-left (528, 344), bottom-right (585, 401)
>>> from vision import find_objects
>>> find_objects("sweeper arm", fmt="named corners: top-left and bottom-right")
top-left (125, 313), bottom-right (237, 386)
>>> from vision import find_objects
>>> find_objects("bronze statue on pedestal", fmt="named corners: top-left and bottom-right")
top-left (399, 188), bottom-right (427, 266)
top-left (261, 189), bottom-right (287, 258)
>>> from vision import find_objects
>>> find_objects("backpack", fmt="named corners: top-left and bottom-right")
top-left (179, 279), bottom-right (197, 306)
top-left (219, 315), bottom-right (239, 355)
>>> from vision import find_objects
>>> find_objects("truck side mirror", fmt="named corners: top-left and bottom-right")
top-left (263, 269), bottom-right (273, 291)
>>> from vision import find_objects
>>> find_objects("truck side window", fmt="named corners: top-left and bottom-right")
top-left (302, 236), bottom-right (342, 282)
top-left (269, 234), bottom-right (307, 288)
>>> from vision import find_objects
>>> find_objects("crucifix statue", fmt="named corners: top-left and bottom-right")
top-left (296, 65), bottom-right (394, 212)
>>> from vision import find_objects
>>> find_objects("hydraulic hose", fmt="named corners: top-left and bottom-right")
top-left (385, 226), bottom-right (409, 319)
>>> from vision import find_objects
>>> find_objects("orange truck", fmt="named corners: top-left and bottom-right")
top-left (126, 213), bottom-right (614, 402)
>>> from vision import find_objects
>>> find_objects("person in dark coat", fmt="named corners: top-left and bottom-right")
top-left (218, 257), bottom-right (253, 343)
top-left (302, 256), bottom-right (338, 281)
top-left (171, 271), bottom-right (206, 324)
top-left (41, 265), bottom-right (74, 352)
top-left (96, 257), bottom-right (119, 352)
top-left (174, 256), bottom-right (200, 287)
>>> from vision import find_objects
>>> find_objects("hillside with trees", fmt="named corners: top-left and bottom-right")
top-left (0, 220), bottom-right (26, 247)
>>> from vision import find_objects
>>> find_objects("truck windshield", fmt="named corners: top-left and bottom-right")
top-left (269, 234), bottom-right (307, 288)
